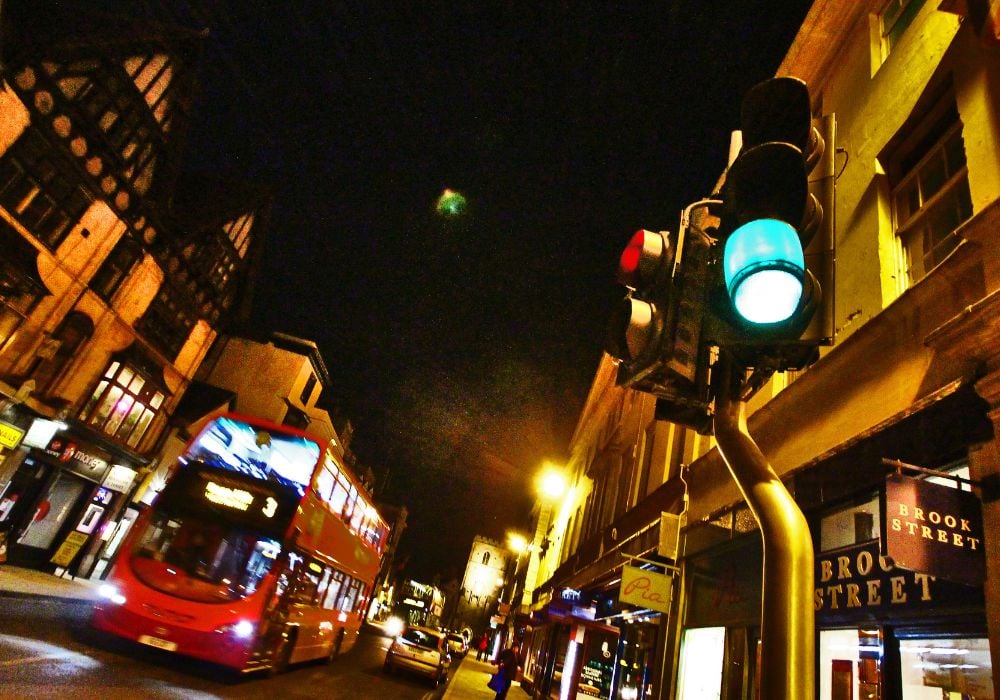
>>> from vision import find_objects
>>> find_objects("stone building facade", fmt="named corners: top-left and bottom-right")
top-left (521, 2), bottom-right (1000, 698)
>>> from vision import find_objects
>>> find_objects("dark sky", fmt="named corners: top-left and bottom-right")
top-left (52, 1), bottom-right (813, 582)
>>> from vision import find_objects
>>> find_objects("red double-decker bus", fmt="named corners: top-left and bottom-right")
top-left (91, 413), bottom-right (389, 674)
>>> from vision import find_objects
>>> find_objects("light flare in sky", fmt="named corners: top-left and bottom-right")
top-left (435, 188), bottom-right (467, 217)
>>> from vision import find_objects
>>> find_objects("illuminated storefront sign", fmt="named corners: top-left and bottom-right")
top-left (881, 473), bottom-right (985, 586)
top-left (620, 565), bottom-right (673, 615)
top-left (102, 465), bottom-right (137, 493)
top-left (22, 419), bottom-right (64, 449)
top-left (0, 421), bottom-right (24, 449)
top-left (814, 540), bottom-right (982, 622)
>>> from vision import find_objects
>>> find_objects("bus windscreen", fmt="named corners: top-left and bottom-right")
top-left (182, 416), bottom-right (321, 495)
top-left (130, 464), bottom-right (300, 602)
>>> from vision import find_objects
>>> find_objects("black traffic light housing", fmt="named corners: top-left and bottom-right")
top-left (607, 226), bottom-right (712, 433)
top-left (706, 76), bottom-right (834, 372)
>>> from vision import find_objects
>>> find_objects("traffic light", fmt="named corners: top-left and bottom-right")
top-left (708, 76), bottom-right (833, 371)
top-left (607, 226), bottom-right (712, 433)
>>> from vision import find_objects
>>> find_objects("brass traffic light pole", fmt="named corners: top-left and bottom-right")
top-left (713, 350), bottom-right (814, 699)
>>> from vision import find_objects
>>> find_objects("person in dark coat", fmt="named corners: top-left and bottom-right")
top-left (493, 644), bottom-right (520, 700)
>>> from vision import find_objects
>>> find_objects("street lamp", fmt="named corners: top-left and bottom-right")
top-left (536, 464), bottom-right (567, 501)
top-left (505, 531), bottom-right (530, 603)
top-left (499, 531), bottom-right (532, 653)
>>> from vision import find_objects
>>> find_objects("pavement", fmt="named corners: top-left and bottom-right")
top-left (443, 654), bottom-right (528, 700)
top-left (0, 565), bottom-right (528, 698)
top-left (0, 563), bottom-right (102, 603)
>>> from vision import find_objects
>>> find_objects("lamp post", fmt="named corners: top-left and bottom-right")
top-left (520, 464), bottom-right (568, 614)
top-left (499, 531), bottom-right (530, 652)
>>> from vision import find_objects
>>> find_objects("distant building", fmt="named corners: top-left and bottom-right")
top-left (134, 332), bottom-right (341, 505)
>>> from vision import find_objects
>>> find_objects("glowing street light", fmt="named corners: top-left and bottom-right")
top-left (507, 532), bottom-right (529, 554)
top-left (536, 464), bottom-right (567, 501)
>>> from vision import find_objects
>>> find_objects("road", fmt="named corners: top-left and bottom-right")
top-left (0, 597), bottom-right (455, 699)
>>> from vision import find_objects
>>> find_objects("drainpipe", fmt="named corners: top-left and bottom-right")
top-left (713, 351), bottom-right (814, 699)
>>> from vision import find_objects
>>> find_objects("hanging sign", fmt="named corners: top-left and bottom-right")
top-left (881, 473), bottom-right (985, 586)
top-left (620, 564), bottom-right (672, 614)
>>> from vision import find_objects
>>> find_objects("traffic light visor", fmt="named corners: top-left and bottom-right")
top-left (724, 218), bottom-right (804, 324)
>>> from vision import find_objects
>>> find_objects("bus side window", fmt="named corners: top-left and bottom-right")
top-left (316, 565), bottom-right (333, 603)
top-left (339, 577), bottom-right (361, 612)
top-left (291, 561), bottom-right (321, 605)
top-left (322, 570), bottom-right (346, 610)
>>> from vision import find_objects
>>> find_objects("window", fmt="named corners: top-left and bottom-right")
top-left (339, 579), bottom-right (365, 613)
top-left (887, 84), bottom-right (971, 287)
top-left (677, 627), bottom-right (726, 699)
top-left (223, 213), bottom-right (254, 258)
top-left (0, 128), bottom-right (92, 250)
top-left (282, 403), bottom-right (310, 430)
top-left (137, 287), bottom-right (194, 359)
top-left (301, 373), bottom-right (317, 405)
top-left (56, 55), bottom-right (175, 196)
top-left (90, 237), bottom-right (143, 303)
top-left (290, 561), bottom-right (322, 605)
top-left (30, 311), bottom-right (93, 394)
top-left (321, 569), bottom-right (346, 610)
top-left (0, 222), bottom-right (47, 348)
top-left (79, 359), bottom-right (166, 447)
top-left (878, 0), bottom-right (927, 59)
top-left (819, 495), bottom-right (881, 552)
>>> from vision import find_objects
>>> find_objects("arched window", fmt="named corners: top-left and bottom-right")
top-left (31, 311), bottom-right (93, 394)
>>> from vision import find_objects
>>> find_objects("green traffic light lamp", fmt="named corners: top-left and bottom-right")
top-left (723, 217), bottom-right (805, 324)
top-left (719, 140), bottom-right (812, 328)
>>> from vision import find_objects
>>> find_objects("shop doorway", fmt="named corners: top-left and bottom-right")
top-left (14, 472), bottom-right (86, 566)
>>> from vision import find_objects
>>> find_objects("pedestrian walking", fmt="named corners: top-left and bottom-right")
top-left (476, 631), bottom-right (490, 661)
top-left (491, 643), bottom-right (520, 700)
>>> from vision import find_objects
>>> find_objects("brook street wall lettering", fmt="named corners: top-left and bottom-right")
top-left (814, 540), bottom-right (981, 623)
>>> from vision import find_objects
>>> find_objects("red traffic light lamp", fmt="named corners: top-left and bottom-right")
top-left (607, 216), bottom-right (713, 434)
top-left (608, 229), bottom-right (673, 366)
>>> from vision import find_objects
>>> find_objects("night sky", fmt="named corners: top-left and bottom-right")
top-left (33, 1), bottom-right (814, 582)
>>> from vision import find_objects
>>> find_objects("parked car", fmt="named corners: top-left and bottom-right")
top-left (446, 632), bottom-right (468, 657)
top-left (384, 625), bottom-right (451, 685)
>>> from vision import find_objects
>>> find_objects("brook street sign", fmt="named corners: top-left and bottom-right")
top-left (881, 473), bottom-right (985, 587)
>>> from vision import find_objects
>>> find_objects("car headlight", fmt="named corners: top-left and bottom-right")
top-left (384, 616), bottom-right (405, 637)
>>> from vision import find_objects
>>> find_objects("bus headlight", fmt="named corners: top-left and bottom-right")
top-left (215, 620), bottom-right (255, 639)
top-left (98, 584), bottom-right (126, 606)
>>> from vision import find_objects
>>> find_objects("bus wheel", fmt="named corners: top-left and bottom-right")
top-left (267, 631), bottom-right (293, 676)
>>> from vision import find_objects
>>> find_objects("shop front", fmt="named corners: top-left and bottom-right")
top-left (676, 469), bottom-right (992, 699)
top-left (522, 596), bottom-right (620, 700)
top-left (0, 416), bottom-right (141, 578)
top-left (814, 466), bottom-right (992, 700)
